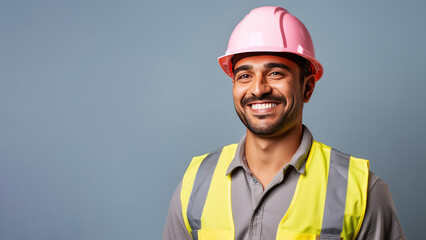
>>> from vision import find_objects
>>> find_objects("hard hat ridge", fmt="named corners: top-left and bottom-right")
top-left (218, 6), bottom-right (323, 81)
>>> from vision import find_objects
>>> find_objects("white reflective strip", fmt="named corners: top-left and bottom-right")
top-left (320, 148), bottom-right (350, 239)
top-left (187, 149), bottom-right (223, 239)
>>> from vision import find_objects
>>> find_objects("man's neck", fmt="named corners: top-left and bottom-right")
top-left (244, 124), bottom-right (303, 189)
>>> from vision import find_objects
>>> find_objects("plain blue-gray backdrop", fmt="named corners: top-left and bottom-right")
top-left (1, 0), bottom-right (425, 239)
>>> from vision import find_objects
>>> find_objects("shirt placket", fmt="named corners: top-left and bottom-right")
top-left (246, 168), bottom-right (288, 240)
top-left (248, 174), bottom-right (265, 240)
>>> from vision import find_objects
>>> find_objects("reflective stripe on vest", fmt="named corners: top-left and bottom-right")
top-left (181, 144), bottom-right (237, 240)
top-left (181, 140), bottom-right (369, 240)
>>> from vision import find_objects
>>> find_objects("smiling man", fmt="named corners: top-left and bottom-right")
top-left (163, 6), bottom-right (405, 240)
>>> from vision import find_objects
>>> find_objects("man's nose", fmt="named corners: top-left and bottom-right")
top-left (249, 76), bottom-right (272, 97)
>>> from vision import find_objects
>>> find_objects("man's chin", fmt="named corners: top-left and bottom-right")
top-left (245, 122), bottom-right (284, 136)
top-left (236, 109), bottom-right (288, 136)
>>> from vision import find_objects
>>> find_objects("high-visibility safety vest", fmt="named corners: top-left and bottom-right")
top-left (180, 140), bottom-right (370, 240)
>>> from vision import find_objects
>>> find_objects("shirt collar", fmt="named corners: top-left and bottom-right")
top-left (226, 125), bottom-right (313, 175)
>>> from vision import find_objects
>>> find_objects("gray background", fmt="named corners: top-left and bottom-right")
top-left (1, 0), bottom-right (425, 239)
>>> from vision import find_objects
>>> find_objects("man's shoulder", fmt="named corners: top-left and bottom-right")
top-left (313, 140), bottom-right (370, 161)
top-left (358, 171), bottom-right (407, 239)
top-left (367, 171), bottom-right (388, 194)
top-left (312, 141), bottom-right (386, 200)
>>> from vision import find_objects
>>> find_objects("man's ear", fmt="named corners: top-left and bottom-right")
top-left (303, 75), bottom-right (316, 103)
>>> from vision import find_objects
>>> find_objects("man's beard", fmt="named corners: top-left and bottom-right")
top-left (236, 109), bottom-right (287, 136)
top-left (235, 93), bottom-right (298, 136)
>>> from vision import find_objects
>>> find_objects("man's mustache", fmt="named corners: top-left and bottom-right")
top-left (241, 94), bottom-right (286, 106)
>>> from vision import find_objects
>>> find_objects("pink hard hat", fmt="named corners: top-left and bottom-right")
top-left (218, 6), bottom-right (323, 81)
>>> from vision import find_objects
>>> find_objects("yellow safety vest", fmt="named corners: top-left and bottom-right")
top-left (180, 140), bottom-right (369, 240)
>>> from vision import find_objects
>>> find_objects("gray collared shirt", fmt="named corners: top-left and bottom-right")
top-left (163, 127), bottom-right (406, 240)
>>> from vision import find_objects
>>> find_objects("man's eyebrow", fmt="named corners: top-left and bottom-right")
top-left (233, 65), bottom-right (252, 76)
top-left (264, 63), bottom-right (291, 71)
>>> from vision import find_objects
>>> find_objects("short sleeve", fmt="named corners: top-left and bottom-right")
top-left (356, 172), bottom-right (406, 240)
top-left (162, 181), bottom-right (192, 240)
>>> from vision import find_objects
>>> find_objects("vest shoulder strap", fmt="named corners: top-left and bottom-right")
top-left (180, 144), bottom-right (237, 240)
top-left (277, 141), bottom-right (369, 240)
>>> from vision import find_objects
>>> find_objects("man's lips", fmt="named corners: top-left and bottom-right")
top-left (241, 94), bottom-right (285, 108)
top-left (249, 102), bottom-right (279, 110)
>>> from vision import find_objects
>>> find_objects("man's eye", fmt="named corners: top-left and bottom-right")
top-left (269, 72), bottom-right (282, 76)
top-left (238, 74), bottom-right (250, 79)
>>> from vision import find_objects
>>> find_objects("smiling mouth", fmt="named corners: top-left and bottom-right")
top-left (249, 102), bottom-right (278, 110)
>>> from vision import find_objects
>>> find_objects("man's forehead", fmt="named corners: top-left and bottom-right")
top-left (233, 54), bottom-right (297, 69)
top-left (232, 52), bottom-right (305, 70)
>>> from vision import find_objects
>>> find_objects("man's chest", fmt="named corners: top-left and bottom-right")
top-left (230, 168), bottom-right (300, 240)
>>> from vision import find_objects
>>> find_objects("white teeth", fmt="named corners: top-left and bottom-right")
top-left (251, 103), bottom-right (277, 110)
